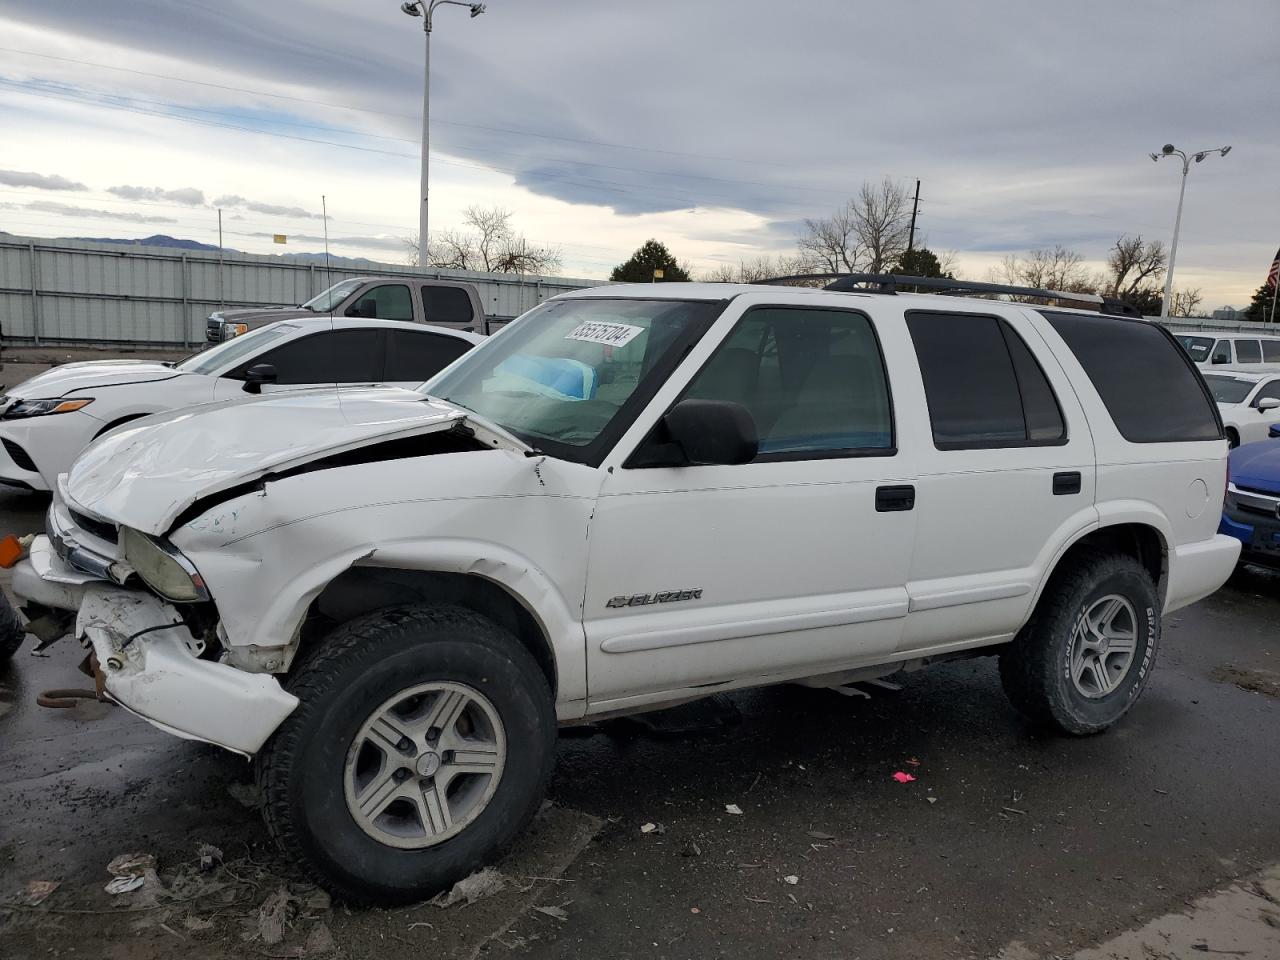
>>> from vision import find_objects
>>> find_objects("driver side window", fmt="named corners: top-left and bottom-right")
top-left (346, 284), bottom-right (413, 322)
top-left (683, 307), bottom-right (894, 460)
top-left (1211, 340), bottom-right (1232, 364)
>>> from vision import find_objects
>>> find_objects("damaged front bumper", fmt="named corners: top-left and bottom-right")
top-left (12, 535), bottom-right (298, 755)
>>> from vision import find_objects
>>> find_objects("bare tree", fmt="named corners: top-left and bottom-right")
top-left (1170, 287), bottom-right (1204, 318)
top-left (702, 253), bottom-right (815, 284)
top-left (1106, 234), bottom-right (1167, 299)
top-left (405, 205), bottom-right (561, 275)
top-left (796, 177), bottom-right (910, 276)
top-left (991, 245), bottom-right (1095, 295)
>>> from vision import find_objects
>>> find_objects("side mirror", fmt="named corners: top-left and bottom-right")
top-left (631, 399), bottom-right (758, 467)
top-left (242, 363), bottom-right (278, 394)
top-left (1258, 397), bottom-right (1280, 412)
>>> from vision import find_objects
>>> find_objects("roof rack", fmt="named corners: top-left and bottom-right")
top-left (755, 272), bottom-right (1139, 316)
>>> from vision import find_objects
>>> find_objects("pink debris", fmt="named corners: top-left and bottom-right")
top-left (892, 771), bottom-right (916, 783)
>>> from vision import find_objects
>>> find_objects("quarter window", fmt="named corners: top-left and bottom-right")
top-left (682, 306), bottom-right (893, 458)
top-left (906, 311), bottom-right (1065, 449)
top-left (1042, 311), bottom-right (1220, 442)
top-left (347, 284), bottom-right (413, 322)
top-left (1235, 339), bottom-right (1262, 363)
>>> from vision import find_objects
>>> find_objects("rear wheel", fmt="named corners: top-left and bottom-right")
top-left (1000, 553), bottom-right (1158, 735)
top-left (1226, 427), bottom-right (1240, 449)
top-left (257, 604), bottom-right (556, 905)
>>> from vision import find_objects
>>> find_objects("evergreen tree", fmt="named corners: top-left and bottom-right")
top-left (611, 240), bottom-right (691, 283)
top-left (1244, 283), bottom-right (1279, 323)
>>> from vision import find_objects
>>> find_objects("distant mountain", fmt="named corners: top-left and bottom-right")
top-left (68, 234), bottom-right (224, 251)
top-left (4, 232), bottom-right (394, 268)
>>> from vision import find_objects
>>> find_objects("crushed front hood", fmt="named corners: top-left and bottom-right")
top-left (66, 387), bottom-right (531, 535)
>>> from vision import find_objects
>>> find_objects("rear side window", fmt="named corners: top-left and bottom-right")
top-left (1042, 312), bottom-right (1220, 442)
top-left (422, 285), bottom-right (476, 325)
top-left (384, 330), bottom-right (471, 381)
top-left (1176, 335), bottom-right (1213, 362)
top-left (1264, 340), bottom-right (1280, 363)
top-left (1235, 339), bottom-right (1262, 363)
top-left (906, 311), bottom-right (1065, 449)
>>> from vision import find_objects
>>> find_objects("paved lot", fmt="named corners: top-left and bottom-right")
top-left (0, 349), bottom-right (1278, 959)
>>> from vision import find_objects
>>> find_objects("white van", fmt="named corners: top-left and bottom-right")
top-left (1175, 330), bottom-right (1280, 370)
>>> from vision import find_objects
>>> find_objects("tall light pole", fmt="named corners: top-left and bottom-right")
top-left (400, 0), bottom-right (486, 268)
top-left (1149, 142), bottom-right (1231, 318)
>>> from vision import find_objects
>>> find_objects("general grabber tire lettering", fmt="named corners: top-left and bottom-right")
top-left (999, 552), bottom-right (1159, 736)
top-left (256, 604), bottom-right (557, 906)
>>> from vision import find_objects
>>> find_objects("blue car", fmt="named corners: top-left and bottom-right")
top-left (1220, 437), bottom-right (1280, 569)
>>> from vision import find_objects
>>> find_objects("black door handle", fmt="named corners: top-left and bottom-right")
top-left (1053, 471), bottom-right (1082, 496)
top-left (875, 484), bottom-right (915, 512)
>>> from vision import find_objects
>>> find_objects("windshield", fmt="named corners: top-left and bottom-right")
top-left (1203, 374), bottom-right (1255, 404)
top-left (301, 279), bottom-right (363, 313)
top-left (175, 324), bottom-right (298, 376)
top-left (1177, 335), bottom-right (1214, 363)
top-left (427, 297), bottom-right (721, 463)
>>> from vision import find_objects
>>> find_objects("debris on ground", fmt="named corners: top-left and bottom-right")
top-left (640, 822), bottom-right (665, 835)
top-left (892, 771), bottom-right (917, 783)
top-left (21, 880), bottom-right (59, 906)
top-left (1212, 664), bottom-right (1280, 699)
top-left (105, 875), bottom-right (146, 895)
top-left (254, 887), bottom-right (300, 946)
top-left (682, 841), bottom-right (702, 857)
top-left (927, 796), bottom-right (938, 804)
top-left (183, 916), bottom-right (216, 932)
top-left (725, 803), bottom-right (744, 815)
top-left (806, 829), bottom-right (836, 840)
top-left (905, 757), bottom-right (921, 767)
top-left (303, 888), bottom-right (331, 914)
top-left (534, 904), bottom-right (569, 921)
top-left (304, 921), bottom-right (337, 955)
top-left (196, 843), bottom-right (223, 872)
top-left (784, 875), bottom-right (799, 885)
top-left (107, 852), bottom-right (156, 877)
top-left (432, 867), bottom-right (506, 908)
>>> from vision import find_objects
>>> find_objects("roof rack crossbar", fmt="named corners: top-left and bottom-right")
top-left (755, 272), bottom-right (1108, 307)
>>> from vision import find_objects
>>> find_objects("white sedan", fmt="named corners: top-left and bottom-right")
top-left (1202, 370), bottom-right (1280, 447)
top-left (0, 317), bottom-right (480, 491)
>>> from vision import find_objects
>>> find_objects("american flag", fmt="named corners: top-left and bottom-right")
top-left (1268, 247), bottom-right (1280, 290)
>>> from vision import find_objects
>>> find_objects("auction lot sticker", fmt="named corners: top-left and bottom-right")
top-left (565, 321), bottom-right (644, 347)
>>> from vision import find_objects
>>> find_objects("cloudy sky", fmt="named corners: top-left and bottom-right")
top-left (0, 0), bottom-right (1275, 306)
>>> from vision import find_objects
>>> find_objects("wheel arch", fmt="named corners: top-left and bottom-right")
top-left (93, 413), bottom-right (152, 440)
top-left (302, 565), bottom-right (560, 698)
top-left (1032, 517), bottom-right (1169, 616)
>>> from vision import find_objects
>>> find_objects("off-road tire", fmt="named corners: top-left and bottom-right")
top-left (0, 588), bottom-right (26, 661)
top-left (256, 604), bottom-right (556, 906)
top-left (1000, 552), bottom-right (1159, 735)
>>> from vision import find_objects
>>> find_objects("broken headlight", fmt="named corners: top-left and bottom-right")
top-left (120, 526), bottom-right (209, 602)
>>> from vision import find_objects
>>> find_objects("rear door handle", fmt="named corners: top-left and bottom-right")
top-left (1053, 471), bottom-right (1082, 496)
top-left (875, 484), bottom-right (915, 512)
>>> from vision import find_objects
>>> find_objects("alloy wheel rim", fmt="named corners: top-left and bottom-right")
top-left (1069, 594), bottom-right (1139, 700)
top-left (343, 681), bottom-right (506, 849)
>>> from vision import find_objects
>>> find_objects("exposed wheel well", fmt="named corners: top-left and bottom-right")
top-left (93, 413), bottom-right (149, 440)
top-left (301, 566), bottom-right (558, 695)
top-left (1225, 426), bottom-right (1240, 448)
top-left (1046, 523), bottom-right (1167, 604)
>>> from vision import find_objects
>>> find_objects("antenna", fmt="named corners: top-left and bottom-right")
top-left (321, 195), bottom-right (333, 319)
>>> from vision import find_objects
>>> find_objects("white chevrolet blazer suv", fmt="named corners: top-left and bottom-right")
top-left (10, 280), bottom-right (1240, 904)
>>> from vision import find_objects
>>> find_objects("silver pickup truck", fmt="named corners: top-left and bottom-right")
top-left (206, 276), bottom-right (486, 343)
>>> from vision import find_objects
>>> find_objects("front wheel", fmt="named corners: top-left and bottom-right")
top-left (1000, 553), bottom-right (1159, 735)
top-left (256, 604), bottom-right (556, 905)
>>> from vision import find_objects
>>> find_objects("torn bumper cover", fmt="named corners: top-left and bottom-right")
top-left (13, 537), bottom-right (298, 755)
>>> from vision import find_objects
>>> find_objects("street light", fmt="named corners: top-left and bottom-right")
top-left (1149, 142), bottom-right (1231, 318)
top-left (400, 0), bottom-right (487, 267)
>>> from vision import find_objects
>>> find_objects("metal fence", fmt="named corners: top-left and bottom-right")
top-left (0, 235), bottom-right (605, 347)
